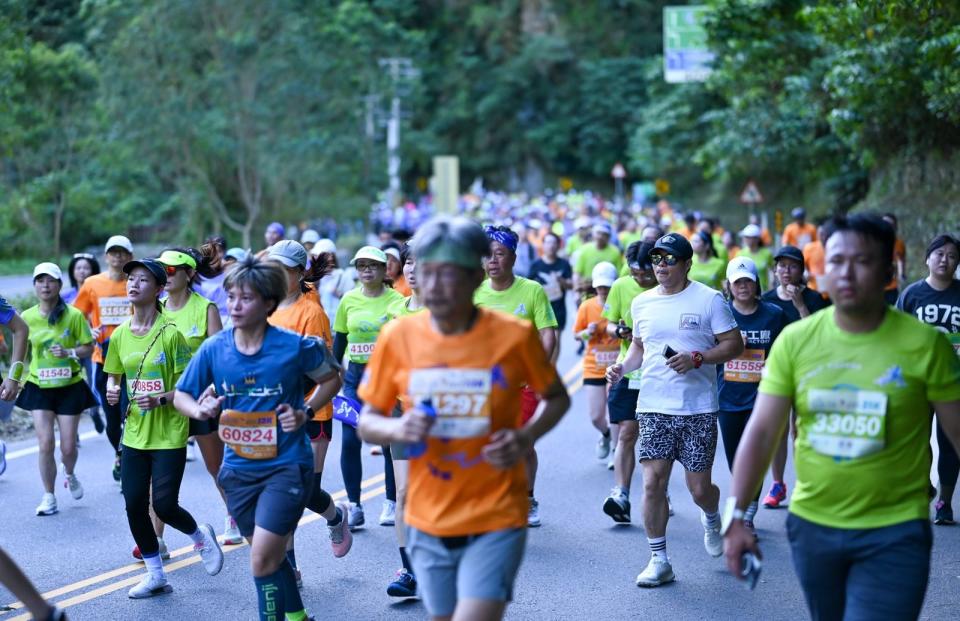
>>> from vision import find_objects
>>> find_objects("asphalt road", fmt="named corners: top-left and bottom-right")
top-left (1, 330), bottom-right (958, 621)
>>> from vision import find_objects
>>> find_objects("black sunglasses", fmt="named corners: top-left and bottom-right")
top-left (650, 254), bottom-right (680, 266)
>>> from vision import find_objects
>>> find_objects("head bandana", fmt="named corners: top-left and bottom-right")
top-left (484, 226), bottom-right (518, 253)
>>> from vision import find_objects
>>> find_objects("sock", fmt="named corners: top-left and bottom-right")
top-left (142, 552), bottom-right (165, 579)
top-left (285, 612), bottom-right (308, 621)
top-left (278, 559), bottom-right (305, 616)
top-left (188, 529), bottom-right (205, 546)
top-left (399, 547), bottom-right (412, 573)
top-left (254, 570), bottom-right (284, 621)
top-left (648, 537), bottom-right (668, 561)
top-left (327, 506), bottom-right (343, 527)
top-left (306, 476), bottom-right (332, 516)
top-left (704, 511), bottom-right (721, 530)
top-left (602, 429), bottom-right (610, 438)
top-left (745, 501), bottom-right (759, 523)
top-left (616, 485), bottom-right (629, 499)
top-left (285, 548), bottom-right (297, 570)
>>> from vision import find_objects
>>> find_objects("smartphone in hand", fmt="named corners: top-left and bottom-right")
top-left (663, 344), bottom-right (678, 359)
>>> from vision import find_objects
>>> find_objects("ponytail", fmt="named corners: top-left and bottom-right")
top-left (299, 252), bottom-right (335, 294)
top-left (48, 296), bottom-right (67, 326)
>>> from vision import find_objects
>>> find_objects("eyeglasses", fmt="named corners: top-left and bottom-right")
top-left (650, 254), bottom-right (680, 266)
top-left (355, 262), bottom-right (381, 272)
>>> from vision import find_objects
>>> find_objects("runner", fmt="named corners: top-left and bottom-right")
top-left (529, 232), bottom-right (573, 364)
top-left (716, 257), bottom-right (786, 536)
top-left (311, 239), bottom-right (354, 327)
top-left (0, 294), bottom-right (28, 476)
top-left (103, 258), bottom-right (223, 599)
top-left (475, 225), bottom-right (558, 527)
top-left (299, 229), bottom-right (320, 253)
top-left (689, 231), bottom-right (726, 290)
top-left (896, 234), bottom-right (960, 525)
top-left (721, 230), bottom-right (740, 261)
top-left (802, 221), bottom-right (828, 291)
top-left (572, 262), bottom-right (619, 462)
top-left (723, 213), bottom-right (960, 620)
top-left (759, 245), bottom-right (831, 509)
top-left (383, 243), bottom-right (412, 297)
top-left (883, 213), bottom-right (907, 305)
top-left (565, 216), bottom-right (592, 261)
top-left (781, 207), bottom-right (817, 249)
top-left (737, 225), bottom-right (774, 291)
top-left (195, 236), bottom-right (230, 325)
top-left (263, 222), bottom-right (285, 252)
top-left (356, 215), bottom-right (570, 621)
top-left (574, 222), bottom-right (623, 299)
top-left (62, 253), bottom-right (104, 434)
top-left (601, 242), bottom-right (657, 521)
top-left (174, 255), bottom-right (343, 620)
top-left (73, 234), bottom-right (134, 481)
top-left (605, 233), bottom-right (743, 587)
top-left (17, 263), bottom-right (98, 516)
top-left (333, 246), bottom-right (403, 529)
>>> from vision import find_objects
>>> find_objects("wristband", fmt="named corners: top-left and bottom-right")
top-left (691, 351), bottom-right (704, 369)
top-left (7, 360), bottom-right (24, 383)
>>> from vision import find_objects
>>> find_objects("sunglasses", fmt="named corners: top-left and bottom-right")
top-left (650, 254), bottom-right (680, 266)
top-left (163, 264), bottom-right (185, 276)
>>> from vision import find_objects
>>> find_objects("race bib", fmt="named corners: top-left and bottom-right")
top-left (408, 368), bottom-right (492, 439)
top-left (99, 297), bottom-right (131, 326)
top-left (348, 341), bottom-right (375, 363)
top-left (593, 348), bottom-right (620, 372)
top-left (807, 389), bottom-right (887, 460)
top-left (724, 349), bottom-right (765, 383)
top-left (37, 361), bottom-right (73, 388)
top-left (219, 409), bottom-right (278, 460)
top-left (128, 377), bottom-right (165, 396)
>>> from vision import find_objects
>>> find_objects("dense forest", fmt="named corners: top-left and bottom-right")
top-left (1, 0), bottom-right (959, 256)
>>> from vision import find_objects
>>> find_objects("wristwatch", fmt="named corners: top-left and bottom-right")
top-left (305, 406), bottom-right (316, 421)
top-left (720, 496), bottom-right (746, 536)
top-left (158, 396), bottom-right (168, 406)
top-left (691, 351), bottom-right (704, 369)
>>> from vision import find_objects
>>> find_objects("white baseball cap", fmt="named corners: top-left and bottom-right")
top-left (591, 261), bottom-right (618, 288)
top-left (33, 262), bottom-right (62, 281)
top-left (574, 216), bottom-right (592, 229)
top-left (726, 256), bottom-right (759, 284)
top-left (300, 229), bottom-right (321, 245)
top-left (104, 235), bottom-right (133, 254)
top-left (739, 224), bottom-right (762, 239)
top-left (310, 238), bottom-right (337, 257)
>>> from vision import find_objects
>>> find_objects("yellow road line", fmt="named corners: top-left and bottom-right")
top-left (562, 360), bottom-right (583, 383)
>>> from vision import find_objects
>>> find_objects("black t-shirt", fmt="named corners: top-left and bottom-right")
top-left (761, 287), bottom-right (831, 324)
top-left (896, 279), bottom-right (960, 335)
top-left (530, 258), bottom-right (572, 304)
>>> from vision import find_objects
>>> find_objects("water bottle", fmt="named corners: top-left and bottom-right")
top-left (406, 398), bottom-right (437, 458)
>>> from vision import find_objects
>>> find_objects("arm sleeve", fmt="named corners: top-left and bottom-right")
top-left (333, 331), bottom-right (348, 363)
top-left (926, 331), bottom-right (960, 402)
top-left (356, 322), bottom-right (400, 413)
top-left (895, 285), bottom-right (912, 312)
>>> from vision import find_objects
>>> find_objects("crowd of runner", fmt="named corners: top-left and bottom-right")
top-left (0, 197), bottom-right (957, 621)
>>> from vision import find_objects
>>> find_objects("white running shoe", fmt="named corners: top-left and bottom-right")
top-left (379, 499), bottom-right (396, 526)
top-left (36, 493), bottom-right (58, 516)
top-left (527, 498), bottom-right (541, 528)
top-left (701, 512), bottom-right (723, 558)
top-left (64, 468), bottom-right (83, 500)
top-left (222, 516), bottom-right (243, 545)
top-left (195, 523), bottom-right (224, 575)
top-left (185, 439), bottom-right (197, 462)
top-left (348, 503), bottom-right (365, 531)
top-left (128, 573), bottom-right (172, 599)
top-left (596, 434), bottom-right (611, 460)
top-left (636, 557), bottom-right (675, 588)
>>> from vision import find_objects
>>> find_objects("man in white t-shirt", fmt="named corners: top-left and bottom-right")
top-left (606, 233), bottom-right (743, 588)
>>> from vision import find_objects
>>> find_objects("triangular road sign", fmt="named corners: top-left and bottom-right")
top-left (739, 180), bottom-right (764, 204)
top-left (611, 163), bottom-right (627, 179)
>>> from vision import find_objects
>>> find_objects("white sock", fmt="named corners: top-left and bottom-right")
top-left (616, 485), bottom-right (629, 499)
top-left (648, 536), bottom-right (668, 561)
top-left (704, 511), bottom-right (721, 530)
top-left (188, 529), bottom-right (205, 546)
top-left (143, 553), bottom-right (165, 579)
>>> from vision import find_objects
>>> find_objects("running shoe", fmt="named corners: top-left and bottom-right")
top-left (133, 538), bottom-right (171, 561)
top-left (701, 512), bottom-right (723, 558)
top-left (0, 439), bottom-right (7, 476)
top-left (112, 454), bottom-right (121, 483)
top-left (387, 569), bottom-right (417, 598)
top-left (602, 488), bottom-right (631, 524)
top-left (36, 493), bottom-right (58, 516)
top-left (222, 516), bottom-right (243, 545)
top-left (527, 498), bottom-right (541, 528)
top-left (348, 503), bottom-right (365, 531)
top-left (128, 574), bottom-right (172, 599)
top-left (635, 557), bottom-right (675, 588)
top-left (328, 503), bottom-right (353, 558)
top-left (195, 523), bottom-right (224, 575)
top-left (89, 408), bottom-right (105, 434)
top-left (185, 439), bottom-right (197, 462)
top-left (762, 481), bottom-right (787, 509)
top-left (596, 434), bottom-right (611, 460)
top-left (64, 471), bottom-right (84, 500)
top-left (934, 501), bottom-right (955, 526)
top-left (606, 446), bottom-right (615, 471)
top-left (379, 500), bottom-right (396, 526)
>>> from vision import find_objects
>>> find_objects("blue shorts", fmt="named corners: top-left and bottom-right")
top-left (407, 527), bottom-right (527, 617)
top-left (218, 463), bottom-right (312, 538)
top-left (607, 377), bottom-right (639, 424)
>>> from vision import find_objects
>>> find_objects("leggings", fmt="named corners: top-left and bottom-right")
top-left (937, 416), bottom-right (960, 495)
top-left (341, 362), bottom-right (396, 505)
top-left (95, 340), bottom-right (128, 453)
top-left (718, 410), bottom-right (761, 501)
top-left (121, 445), bottom-right (198, 556)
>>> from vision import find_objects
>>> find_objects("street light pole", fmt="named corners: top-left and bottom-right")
top-left (378, 57), bottom-right (416, 208)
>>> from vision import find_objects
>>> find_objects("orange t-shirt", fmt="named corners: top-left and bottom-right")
top-left (393, 274), bottom-right (412, 298)
top-left (886, 237), bottom-right (907, 291)
top-left (268, 290), bottom-right (334, 421)
top-left (781, 222), bottom-right (817, 249)
top-left (72, 273), bottom-right (131, 364)
top-left (803, 240), bottom-right (826, 290)
top-left (358, 308), bottom-right (560, 537)
top-left (572, 297), bottom-right (619, 379)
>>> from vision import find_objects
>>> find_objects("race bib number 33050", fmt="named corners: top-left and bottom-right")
top-left (408, 368), bottom-right (493, 439)
top-left (806, 388), bottom-right (887, 460)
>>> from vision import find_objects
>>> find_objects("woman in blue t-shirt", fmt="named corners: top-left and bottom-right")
top-left (717, 256), bottom-right (786, 538)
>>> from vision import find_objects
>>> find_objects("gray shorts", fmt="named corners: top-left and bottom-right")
top-left (407, 526), bottom-right (527, 617)
top-left (637, 412), bottom-right (718, 472)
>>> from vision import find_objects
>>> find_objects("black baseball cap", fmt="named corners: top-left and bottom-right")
top-left (122, 258), bottom-right (168, 287)
top-left (650, 233), bottom-right (693, 261)
top-left (774, 245), bottom-right (804, 265)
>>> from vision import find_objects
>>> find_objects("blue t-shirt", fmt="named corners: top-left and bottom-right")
top-left (176, 325), bottom-right (337, 470)
top-left (718, 300), bottom-right (786, 412)
top-left (0, 295), bottom-right (15, 324)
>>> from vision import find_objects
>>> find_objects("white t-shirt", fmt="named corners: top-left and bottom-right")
top-left (631, 280), bottom-right (738, 415)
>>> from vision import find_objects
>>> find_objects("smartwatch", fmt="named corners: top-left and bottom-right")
top-left (305, 406), bottom-right (316, 421)
top-left (720, 496), bottom-right (746, 536)
top-left (158, 396), bottom-right (168, 406)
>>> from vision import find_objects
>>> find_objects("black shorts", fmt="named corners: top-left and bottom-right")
top-left (218, 463), bottom-right (313, 538)
top-left (607, 377), bottom-right (639, 424)
top-left (551, 301), bottom-right (568, 331)
top-left (583, 377), bottom-right (606, 386)
top-left (306, 418), bottom-right (334, 442)
top-left (16, 381), bottom-right (98, 415)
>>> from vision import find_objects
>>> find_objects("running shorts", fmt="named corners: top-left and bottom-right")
top-left (15, 381), bottom-right (98, 415)
top-left (218, 463), bottom-right (313, 538)
top-left (637, 412), bottom-right (718, 472)
top-left (520, 386), bottom-right (540, 424)
top-left (607, 378), bottom-right (639, 424)
top-left (306, 419), bottom-right (333, 442)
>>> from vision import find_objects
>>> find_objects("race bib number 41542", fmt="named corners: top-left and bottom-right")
top-left (408, 368), bottom-right (492, 439)
top-left (807, 388), bottom-right (887, 460)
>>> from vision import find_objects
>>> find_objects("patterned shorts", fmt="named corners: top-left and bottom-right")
top-left (637, 412), bottom-right (718, 472)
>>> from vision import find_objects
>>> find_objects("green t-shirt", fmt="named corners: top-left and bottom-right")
top-left (602, 275), bottom-right (653, 381)
top-left (163, 292), bottom-right (214, 355)
top-left (759, 307), bottom-right (960, 529)
top-left (104, 316), bottom-right (192, 450)
top-left (574, 243), bottom-right (624, 278)
top-left (334, 287), bottom-right (405, 364)
top-left (474, 276), bottom-right (558, 330)
top-left (738, 247), bottom-right (774, 291)
top-left (389, 296), bottom-right (426, 318)
top-left (565, 235), bottom-right (586, 258)
top-left (689, 256), bottom-right (726, 291)
top-left (22, 305), bottom-right (93, 388)
top-left (618, 231), bottom-right (643, 250)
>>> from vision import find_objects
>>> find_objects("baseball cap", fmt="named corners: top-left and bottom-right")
top-left (383, 247), bottom-right (401, 262)
top-left (592, 222), bottom-right (612, 237)
top-left (267, 240), bottom-right (308, 269)
top-left (574, 216), bottom-right (592, 230)
top-left (225, 247), bottom-right (249, 262)
top-left (791, 207), bottom-right (806, 220)
top-left (266, 222), bottom-right (285, 237)
top-left (591, 262), bottom-right (618, 288)
top-left (104, 235), bottom-right (133, 254)
top-left (740, 224), bottom-right (762, 238)
top-left (650, 233), bottom-right (693, 261)
top-left (311, 239), bottom-right (337, 257)
top-left (351, 246), bottom-right (388, 266)
top-left (33, 262), bottom-right (62, 281)
top-left (122, 258), bottom-right (167, 287)
top-left (726, 256), bottom-right (759, 284)
top-left (774, 245), bottom-right (805, 265)
top-left (300, 229), bottom-right (320, 245)
top-left (157, 250), bottom-right (197, 270)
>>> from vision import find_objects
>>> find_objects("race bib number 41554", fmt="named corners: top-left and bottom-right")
top-left (408, 368), bottom-right (492, 439)
top-left (99, 297), bottom-right (131, 326)
top-left (807, 388), bottom-right (887, 460)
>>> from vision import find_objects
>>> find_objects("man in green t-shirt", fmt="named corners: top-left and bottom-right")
top-left (574, 223), bottom-right (624, 298)
top-left (722, 214), bottom-right (960, 620)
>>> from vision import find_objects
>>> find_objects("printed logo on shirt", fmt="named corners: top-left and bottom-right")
top-left (153, 351), bottom-right (166, 366)
top-left (514, 303), bottom-right (527, 317)
top-left (679, 314), bottom-right (701, 330)
top-left (220, 379), bottom-right (284, 398)
top-left (188, 325), bottom-right (200, 337)
top-left (874, 365), bottom-right (906, 389)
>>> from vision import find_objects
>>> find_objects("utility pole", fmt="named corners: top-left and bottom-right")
top-left (378, 57), bottom-right (417, 208)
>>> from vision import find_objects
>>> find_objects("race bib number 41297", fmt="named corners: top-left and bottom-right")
top-left (806, 388), bottom-right (887, 460)
top-left (408, 368), bottom-right (492, 439)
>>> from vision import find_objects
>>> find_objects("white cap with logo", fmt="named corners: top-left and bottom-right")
top-left (726, 256), bottom-right (759, 284)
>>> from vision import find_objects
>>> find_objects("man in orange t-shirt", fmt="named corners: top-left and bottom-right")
top-left (357, 216), bottom-right (569, 621)
top-left (73, 235), bottom-right (133, 475)
top-left (802, 223), bottom-right (827, 291)
top-left (882, 213), bottom-right (906, 305)
top-left (781, 207), bottom-right (818, 249)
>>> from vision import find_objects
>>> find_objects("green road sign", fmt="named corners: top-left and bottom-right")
top-left (664, 5), bottom-right (714, 83)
